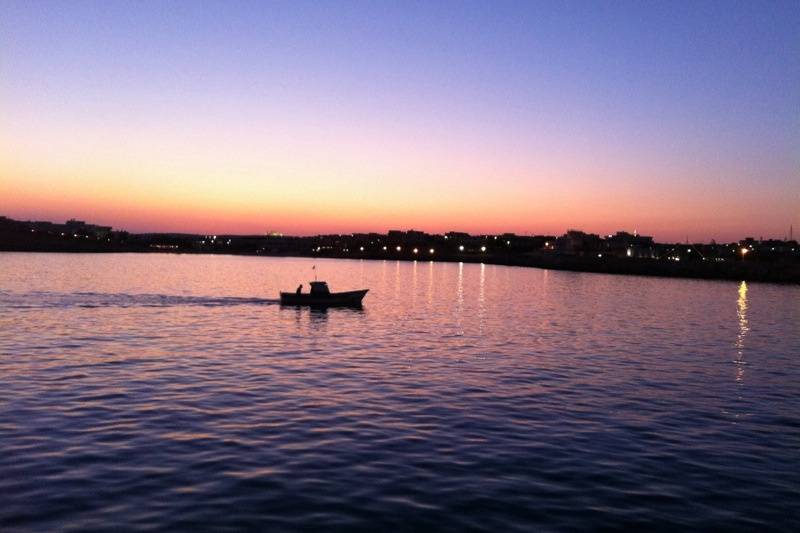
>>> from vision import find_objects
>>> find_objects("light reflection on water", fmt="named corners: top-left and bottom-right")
top-left (0, 253), bottom-right (799, 531)
top-left (735, 281), bottom-right (749, 384)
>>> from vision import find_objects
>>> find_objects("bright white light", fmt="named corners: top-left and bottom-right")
top-left (359, 246), bottom-right (364, 251)
top-left (396, 246), bottom-right (401, 252)
top-left (481, 246), bottom-right (487, 252)
top-left (741, 247), bottom-right (749, 255)
top-left (429, 248), bottom-right (434, 254)
top-left (382, 246), bottom-right (387, 251)
top-left (626, 249), bottom-right (632, 257)
top-left (597, 253), bottom-right (602, 258)
top-left (459, 245), bottom-right (464, 251)
top-left (413, 248), bottom-right (418, 254)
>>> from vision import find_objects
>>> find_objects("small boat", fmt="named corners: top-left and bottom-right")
top-left (280, 281), bottom-right (368, 307)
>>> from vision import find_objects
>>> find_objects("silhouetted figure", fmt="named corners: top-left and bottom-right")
top-left (296, 284), bottom-right (303, 294)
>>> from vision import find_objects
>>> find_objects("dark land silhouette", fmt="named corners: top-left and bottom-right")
top-left (2, 215), bottom-right (798, 284)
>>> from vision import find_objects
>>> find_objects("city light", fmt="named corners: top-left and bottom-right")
top-left (11, 213), bottom-right (799, 283)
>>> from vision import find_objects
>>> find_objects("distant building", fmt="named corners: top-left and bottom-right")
top-left (63, 219), bottom-right (113, 238)
top-left (556, 230), bottom-right (603, 255)
top-left (606, 231), bottom-right (656, 258)
top-left (387, 229), bottom-right (429, 244)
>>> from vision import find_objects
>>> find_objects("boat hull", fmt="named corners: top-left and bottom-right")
top-left (279, 289), bottom-right (368, 307)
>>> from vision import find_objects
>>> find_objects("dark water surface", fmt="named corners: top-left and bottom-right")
top-left (1, 253), bottom-right (799, 531)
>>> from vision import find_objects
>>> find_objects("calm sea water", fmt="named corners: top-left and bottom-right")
top-left (1, 253), bottom-right (799, 531)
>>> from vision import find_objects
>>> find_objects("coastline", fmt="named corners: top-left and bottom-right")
top-left (2, 244), bottom-right (798, 285)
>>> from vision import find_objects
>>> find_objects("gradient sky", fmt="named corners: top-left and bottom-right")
top-left (2, 1), bottom-right (798, 241)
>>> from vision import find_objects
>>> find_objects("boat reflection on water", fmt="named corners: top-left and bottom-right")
top-left (287, 299), bottom-right (366, 329)
top-left (288, 303), bottom-right (365, 318)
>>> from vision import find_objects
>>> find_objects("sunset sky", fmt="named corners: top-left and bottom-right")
top-left (2, 1), bottom-right (798, 241)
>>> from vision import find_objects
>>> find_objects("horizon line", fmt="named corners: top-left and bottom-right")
top-left (4, 213), bottom-right (796, 246)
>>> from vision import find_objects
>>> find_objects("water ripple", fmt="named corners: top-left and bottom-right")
top-left (0, 254), bottom-right (799, 531)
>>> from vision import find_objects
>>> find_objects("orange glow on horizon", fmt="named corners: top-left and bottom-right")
top-left (1, 124), bottom-right (795, 242)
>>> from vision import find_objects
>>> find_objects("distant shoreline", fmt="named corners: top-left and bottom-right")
top-left (2, 246), bottom-right (799, 285)
top-left (4, 215), bottom-right (798, 284)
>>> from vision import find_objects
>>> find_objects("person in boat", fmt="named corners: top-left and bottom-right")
top-left (296, 284), bottom-right (302, 294)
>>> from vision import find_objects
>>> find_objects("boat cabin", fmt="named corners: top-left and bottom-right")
top-left (309, 281), bottom-right (330, 295)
